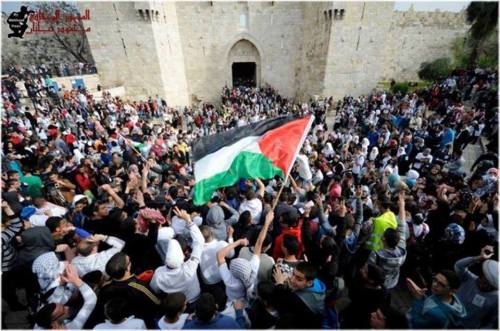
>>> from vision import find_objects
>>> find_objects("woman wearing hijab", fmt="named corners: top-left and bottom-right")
top-left (397, 147), bottom-right (412, 175)
top-left (369, 147), bottom-right (379, 162)
top-left (321, 142), bottom-right (335, 160)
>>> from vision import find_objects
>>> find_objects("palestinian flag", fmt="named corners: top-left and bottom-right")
top-left (192, 115), bottom-right (314, 205)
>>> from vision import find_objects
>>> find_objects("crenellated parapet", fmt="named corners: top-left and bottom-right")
top-left (392, 7), bottom-right (469, 29)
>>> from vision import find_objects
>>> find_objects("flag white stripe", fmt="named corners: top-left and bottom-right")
top-left (194, 136), bottom-right (262, 182)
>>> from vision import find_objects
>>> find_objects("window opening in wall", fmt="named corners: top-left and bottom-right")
top-left (340, 9), bottom-right (345, 17)
top-left (240, 13), bottom-right (248, 28)
top-left (328, 9), bottom-right (332, 19)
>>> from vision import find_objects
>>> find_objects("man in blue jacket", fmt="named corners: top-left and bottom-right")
top-left (407, 269), bottom-right (467, 329)
top-left (273, 261), bottom-right (327, 328)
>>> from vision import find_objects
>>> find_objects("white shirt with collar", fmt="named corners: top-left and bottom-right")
top-left (72, 236), bottom-right (125, 277)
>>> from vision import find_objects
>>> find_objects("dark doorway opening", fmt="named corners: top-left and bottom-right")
top-left (232, 62), bottom-right (256, 87)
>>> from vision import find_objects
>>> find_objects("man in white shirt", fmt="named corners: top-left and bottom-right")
top-left (199, 226), bottom-right (235, 287)
top-left (239, 190), bottom-right (263, 225)
top-left (72, 234), bottom-right (125, 277)
top-left (150, 207), bottom-right (204, 304)
top-left (413, 148), bottom-right (433, 170)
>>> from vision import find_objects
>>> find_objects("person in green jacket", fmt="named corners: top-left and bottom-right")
top-left (365, 197), bottom-right (397, 252)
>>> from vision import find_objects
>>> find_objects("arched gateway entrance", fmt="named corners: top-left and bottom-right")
top-left (227, 39), bottom-right (261, 88)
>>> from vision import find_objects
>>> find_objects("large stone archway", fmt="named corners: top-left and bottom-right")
top-left (227, 39), bottom-right (261, 88)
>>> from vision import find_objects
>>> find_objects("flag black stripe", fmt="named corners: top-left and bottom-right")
top-left (191, 115), bottom-right (298, 162)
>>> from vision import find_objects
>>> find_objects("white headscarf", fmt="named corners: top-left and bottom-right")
top-left (165, 239), bottom-right (185, 269)
top-left (322, 142), bottom-right (335, 157)
top-left (369, 147), bottom-right (379, 161)
top-left (397, 147), bottom-right (406, 157)
top-left (361, 138), bottom-right (370, 149)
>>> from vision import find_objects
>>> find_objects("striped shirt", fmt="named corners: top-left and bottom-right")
top-left (2, 217), bottom-right (22, 272)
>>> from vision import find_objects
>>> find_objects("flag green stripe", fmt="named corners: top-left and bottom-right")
top-left (193, 151), bottom-right (284, 206)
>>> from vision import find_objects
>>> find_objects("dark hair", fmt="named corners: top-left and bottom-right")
top-left (249, 227), bottom-right (272, 247)
top-left (383, 228), bottom-right (400, 249)
top-left (162, 292), bottom-right (186, 320)
top-left (195, 293), bottom-right (217, 323)
top-left (104, 299), bottom-right (130, 324)
top-left (379, 305), bottom-right (409, 329)
top-left (35, 303), bottom-right (56, 328)
top-left (7, 170), bottom-right (18, 177)
top-left (224, 186), bottom-right (238, 200)
top-left (279, 190), bottom-right (290, 202)
top-left (82, 270), bottom-right (103, 288)
top-left (282, 234), bottom-right (300, 256)
top-left (379, 198), bottom-right (392, 210)
top-left (257, 281), bottom-right (276, 305)
top-left (321, 235), bottom-right (339, 257)
top-left (282, 211), bottom-right (299, 227)
top-left (239, 210), bottom-right (252, 226)
top-left (438, 269), bottom-right (461, 290)
top-left (295, 261), bottom-right (317, 281)
top-left (245, 189), bottom-right (256, 200)
top-left (168, 186), bottom-right (178, 199)
top-left (45, 216), bottom-right (63, 233)
top-left (105, 252), bottom-right (128, 279)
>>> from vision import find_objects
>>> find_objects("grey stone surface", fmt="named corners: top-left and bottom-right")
top-left (2, 2), bottom-right (469, 105)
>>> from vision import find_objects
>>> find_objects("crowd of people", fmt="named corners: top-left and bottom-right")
top-left (1, 65), bottom-right (498, 329)
top-left (3, 62), bottom-right (98, 80)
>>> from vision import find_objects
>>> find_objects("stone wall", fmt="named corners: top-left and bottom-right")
top-left (174, 2), bottom-right (304, 103)
top-left (383, 9), bottom-right (469, 81)
top-left (45, 1), bottom-right (469, 105)
top-left (320, 2), bottom-right (395, 99)
top-left (77, 2), bottom-right (189, 105)
top-left (294, 2), bottom-right (333, 102)
top-left (1, 13), bottom-right (94, 70)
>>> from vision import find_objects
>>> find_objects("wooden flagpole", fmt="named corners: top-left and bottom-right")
top-left (271, 173), bottom-right (289, 211)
